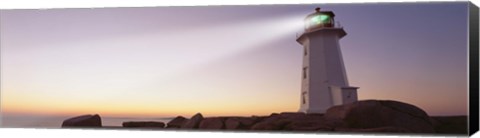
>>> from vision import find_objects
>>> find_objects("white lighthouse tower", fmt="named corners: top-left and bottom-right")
top-left (297, 8), bottom-right (358, 113)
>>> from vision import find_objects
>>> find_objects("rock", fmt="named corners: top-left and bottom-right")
top-left (251, 115), bottom-right (268, 122)
top-left (250, 112), bottom-right (338, 131)
top-left (325, 100), bottom-right (434, 133)
top-left (225, 117), bottom-right (257, 130)
top-left (62, 114), bottom-right (102, 127)
top-left (278, 112), bottom-right (306, 119)
top-left (430, 116), bottom-right (467, 134)
top-left (199, 117), bottom-right (224, 130)
top-left (283, 121), bottom-right (333, 131)
top-left (181, 113), bottom-right (204, 129)
top-left (250, 113), bottom-right (299, 130)
top-left (122, 121), bottom-right (165, 128)
top-left (334, 126), bottom-right (411, 133)
top-left (281, 113), bottom-right (342, 131)
top-left (167, 116), bottom-right (188, 128)
top-left (283, 113), bottom-right (320, 121)
top-left (251, 119), bottom-right (291, 130)
top-left (225, 119), bottom-right (240, 130)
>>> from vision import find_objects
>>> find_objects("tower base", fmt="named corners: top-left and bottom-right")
top-left (298, 108), bottom-right (328, 114)
top-left (299, 85), bottom-right (359, 114)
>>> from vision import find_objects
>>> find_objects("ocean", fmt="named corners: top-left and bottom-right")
top-left (1, 114), bottom-right (173, 128)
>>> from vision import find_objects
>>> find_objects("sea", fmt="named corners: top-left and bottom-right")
top-left (1, 114), bottom-right (173, 128)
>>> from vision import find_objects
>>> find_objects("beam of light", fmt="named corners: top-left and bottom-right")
top-left (33, 13), bottom-right (307, 89)
top-left (98, 14), bottom-right (307, 116)
top-left (142, 14), bottom-right (306, 81)
top-left (1, 13), bottom-right (307, 117)
top-left (113, 14), bottom-right (307, 98)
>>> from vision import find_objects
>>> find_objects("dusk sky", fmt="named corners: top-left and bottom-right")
top-left (0, 2), bottom-right (469, 119)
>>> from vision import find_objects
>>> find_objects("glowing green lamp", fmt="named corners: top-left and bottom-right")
top-left (304, 7), bottom-right (336, 31)
top-left (310, 14), bottom-right (330, 25)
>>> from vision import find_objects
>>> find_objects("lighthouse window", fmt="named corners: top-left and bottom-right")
top-left (302, 91), bottom-right (307, 104)
top-left (304, 46), bottom-right (307, 56)
top-left (303, 67), bottom-right (308, 79)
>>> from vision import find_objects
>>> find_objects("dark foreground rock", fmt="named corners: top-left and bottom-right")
top-left (334, 126), bottom-right (411, 133)
top-left (325, 100), bottom-right (435, 133)
top-left (62, 114), bottom-right (102, 127)
top-left (181, 113), bottom-right (204, 129)
top-left (199, 117), bottom-right (225, 129)
top-left (430, 116), bottom-right (468, 134)
top-left (250, 112), bottom-right (342, 131)
top-left (225, 117), bottom-right (258, 130)
top-left (122, 121), bottom-right (165, 128)
top-left (166, 116), bottom-right (188, 128)
top-left (61, 100), bottom-right (466, 135)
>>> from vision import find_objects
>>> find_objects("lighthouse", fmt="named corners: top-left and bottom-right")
top-left (297, 8), bottom-right (358, 113)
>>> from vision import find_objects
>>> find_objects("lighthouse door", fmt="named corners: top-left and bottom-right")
top-left (302, 91), bottom-right (307, 104)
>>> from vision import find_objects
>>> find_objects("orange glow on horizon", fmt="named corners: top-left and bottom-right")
top-left (1, 89), bottom-right (299, 118)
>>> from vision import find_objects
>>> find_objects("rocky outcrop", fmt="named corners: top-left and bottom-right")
top-left (430, 116), bottom-right (468, 134)
top-left (181, 113), bottom-right (204, 129)
top-left (61, 100), bottom-right (466, 135)
top-left (283, 120), bottom-right (335, 131)
top-left (166, 116), bottom-right (188, 128)
top-left (62, 114), bottom-right (102, 127)
top-left (198, 117), bottom-right (225, 129)
top-left (250, 118), bottom-right (290, 130)
top-left (334, 126), bottom-right (411, 133)
top-left (250, 112), bottom-right (339, 131)
top-left (225, 117), bottom-right (257, 130)
top-left (122, 121), bottom-right (165, 128)
top-left (325, 100), bottom-right (435, 133)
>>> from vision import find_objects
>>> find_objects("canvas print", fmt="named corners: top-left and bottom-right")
top-left (0, 2), bottom-right (477, 136)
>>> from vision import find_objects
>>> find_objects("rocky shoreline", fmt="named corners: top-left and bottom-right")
top-left (61, 100), bottom-right (467, 135)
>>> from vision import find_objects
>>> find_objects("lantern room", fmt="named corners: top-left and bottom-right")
top-left (304, 7), bottom-right (336, 31)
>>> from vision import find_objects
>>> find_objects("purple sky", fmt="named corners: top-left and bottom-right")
top-left (0, 2), bottom-right (469, 118)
